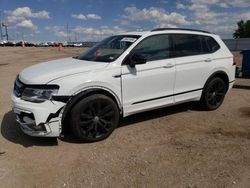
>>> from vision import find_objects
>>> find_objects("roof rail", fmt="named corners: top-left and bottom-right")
top-left (151, 28), bottom-right (211, 34)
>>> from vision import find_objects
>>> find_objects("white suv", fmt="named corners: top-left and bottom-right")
top-left (12, 28), bottom-right (235, 142)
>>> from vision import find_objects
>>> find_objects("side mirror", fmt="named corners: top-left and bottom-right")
top-left (128, 53), bottom-right (147, 67)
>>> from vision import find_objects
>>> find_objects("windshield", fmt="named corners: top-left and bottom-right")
top-left (77, 35), bottom-right (141, 62)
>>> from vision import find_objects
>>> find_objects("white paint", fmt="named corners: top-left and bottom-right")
top-left (12, 29), bottom-right (235, 137)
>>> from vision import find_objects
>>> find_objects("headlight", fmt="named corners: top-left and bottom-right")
top-left (21, 86), bottom-right (59, 103)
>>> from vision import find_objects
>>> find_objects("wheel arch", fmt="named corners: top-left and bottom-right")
top-left (204, 71), bottom-right (229, 91)
top-left (61, 87), bottom-right (122, 130)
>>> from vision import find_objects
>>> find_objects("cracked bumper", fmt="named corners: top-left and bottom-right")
top-left (11, 93), bottom-right (66, 137)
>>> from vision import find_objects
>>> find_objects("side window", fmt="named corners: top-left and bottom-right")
top-left (132, 35), bottom-right (170, 62)
top-left (200, 36), bottom-right (221, 54)
top-left (201, 36), bottom-right (211, 53)
top-left (172, 34), bottom-right (202, 57)
top-left (206, 37), bottom-right (220, 52)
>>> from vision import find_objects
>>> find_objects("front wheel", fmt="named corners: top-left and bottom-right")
top-left (70, 94), bottom-right (119, 142)
top-left (200, 77), bottom-right (227, 110)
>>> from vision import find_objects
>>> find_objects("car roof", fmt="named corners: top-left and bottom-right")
top-left (151, 28), bottom-right (211, 33)
top-left (119, 31), bottom-right (149, 36)
top-left (120, 28), bottom-right (215, 37)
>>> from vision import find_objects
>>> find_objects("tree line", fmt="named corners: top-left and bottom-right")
top-left (234, 20), bottom-right (250, 38)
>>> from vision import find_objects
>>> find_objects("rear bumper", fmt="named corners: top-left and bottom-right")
top-left (11, 93), bottom-right (66, 137)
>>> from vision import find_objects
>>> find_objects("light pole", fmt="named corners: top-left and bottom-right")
top-left (0, 10), bottom-right (3, 40)
top-left (5, 24), bottom-right (8, 41)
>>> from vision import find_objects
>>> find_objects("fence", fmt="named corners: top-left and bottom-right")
top-left (223, 38), bottom-right (250, 51)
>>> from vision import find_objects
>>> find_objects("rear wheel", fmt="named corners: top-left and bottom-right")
top-left (200, 77), bottom-right (227, 110)
top-left (70, 94), bottom-right (119, 142)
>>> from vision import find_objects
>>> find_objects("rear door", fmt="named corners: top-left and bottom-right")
top-left (171, 34), bottom-right (216, 103)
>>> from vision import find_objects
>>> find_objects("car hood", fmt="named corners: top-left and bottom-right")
top-left (19, 57), bottom-right (108, 84)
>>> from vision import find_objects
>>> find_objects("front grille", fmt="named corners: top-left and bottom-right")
top-left (14, 76), bottom-right (25, 97)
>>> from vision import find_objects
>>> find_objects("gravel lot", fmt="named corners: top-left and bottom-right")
top-left (0, 47), bottom-right (250, 188)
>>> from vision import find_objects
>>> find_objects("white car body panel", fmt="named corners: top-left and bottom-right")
top-left (48, 66), bottom-right (123, 108)
top-left (11, 29), bottom-right (235, 137)
top-left (19, 57), bottom-right (108, 84)
top-left (173, 54), bottom-right (216, 103)
top-left (121, 58), bottom-right (175, 116)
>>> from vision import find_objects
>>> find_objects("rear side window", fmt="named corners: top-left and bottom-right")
top-left (206, 37), bottom-right (220, 52)
top-left (201, 37), bottom-right (211, 53)
top-left (201, 36), bottom-right (220, 53)
top-left (171, 34), bottom-right (220, 58)
top-left (171, 34), bottom-right (202, 57)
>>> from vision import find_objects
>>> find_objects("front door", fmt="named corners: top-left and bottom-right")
top-left (121, 34), bottom-right (176, 116)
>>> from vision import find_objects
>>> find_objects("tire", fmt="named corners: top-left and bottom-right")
top-left (70, 94), bottom-right (119, 142)
top-left (200, 77), bottom-right (227, 110)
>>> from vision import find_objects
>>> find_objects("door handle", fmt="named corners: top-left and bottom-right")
top-left (204, 58), bottom-right (212, 62)
top-left (112, 74), bottom-right (121, 78)
top-left (163, 63), bottom-right (174, 68)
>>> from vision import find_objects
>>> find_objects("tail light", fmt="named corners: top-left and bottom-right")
top-left (233, 56), bottom-right (236, 66)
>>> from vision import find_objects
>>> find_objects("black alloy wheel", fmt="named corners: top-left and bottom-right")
top-left (70, 94), bottom-right (119, 142)
top-left (201, 77), bottom-right (227, 110)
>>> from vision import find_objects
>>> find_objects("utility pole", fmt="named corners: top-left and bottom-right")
top-left (66, 23), bottom-right (71, 42)
top-left (75, 32), bottom-right (77, 42)
top-left (66, 23), bottom-right (68, 42)
top-left (21, 31), bottom-right (24, 41)
top-left (5, 25), bottom-right (8, 41)
top-left (16, 32), bottom-right (19, 41)
top-left (0, 10), bottom-right (3, 40)
top-left (32, 30), bottom-right (36, 43)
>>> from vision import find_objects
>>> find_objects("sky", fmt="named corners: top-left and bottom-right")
top-left (0, 0), bottom-right (250, 42)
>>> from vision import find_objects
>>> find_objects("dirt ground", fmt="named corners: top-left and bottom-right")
top-left (0, 47), bottom-right (250, 188)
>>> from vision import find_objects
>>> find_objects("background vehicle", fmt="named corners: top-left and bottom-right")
top-left (12, 28), bottom-right (235, 142)
top-left (0, 40), bottom-right (6, 46)
top-left (35, 42), bottom-right (49, 47)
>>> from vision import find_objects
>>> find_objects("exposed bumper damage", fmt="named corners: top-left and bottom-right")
top-left (11, 93), bottom-right (66, 137)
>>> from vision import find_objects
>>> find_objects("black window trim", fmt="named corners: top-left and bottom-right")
top-left (122, 33), bottom-right (221, 65)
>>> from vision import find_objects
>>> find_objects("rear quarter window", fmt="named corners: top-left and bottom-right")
top-left (201, 36), bottom-right (220, 53)
top-left (206, 37), bottom-right (220, 52)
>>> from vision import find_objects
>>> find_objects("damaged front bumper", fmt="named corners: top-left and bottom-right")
top-left (11, 93), bottom-right (66, 137)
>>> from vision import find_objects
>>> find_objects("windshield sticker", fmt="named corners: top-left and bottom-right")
top-left (121, 37), bottom-right (137, 43)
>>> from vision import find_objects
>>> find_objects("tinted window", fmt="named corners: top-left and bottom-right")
top-left (132, 35), bottom-right (170, 62)
top-left (172, 34), bottom-right (202, 57)
top-left (201, 36), bottom-right (211, 53)
top-left (200, 36), bottom-right (220, 53)
top-left (206, 37), bottom-right (220, 52)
